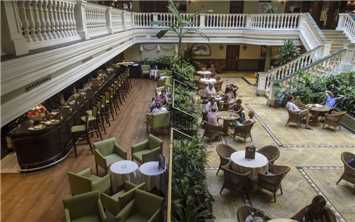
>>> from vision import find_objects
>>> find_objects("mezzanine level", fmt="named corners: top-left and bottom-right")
top-left (1, 0), bottom-right (354, 126)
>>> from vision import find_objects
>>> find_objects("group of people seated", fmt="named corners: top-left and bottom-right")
top-left (285, 90), bottom-right (344, 129)
top-left (150, 88), bottom-right (169, 113)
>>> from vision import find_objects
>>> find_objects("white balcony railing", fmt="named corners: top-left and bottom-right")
top-left (337, 13), bottom-right (355, 43)
top-left (3, 1), bottom-right (329, 57)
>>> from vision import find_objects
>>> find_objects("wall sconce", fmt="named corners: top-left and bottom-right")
top-left (242, 45), bottom-right (247, 50)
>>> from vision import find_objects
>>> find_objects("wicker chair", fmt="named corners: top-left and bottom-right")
top-left (233, 122), bottom-right (254, 142)
top-left (336, 152), bottom-right (355, 185)
top-left (220, 163), bottom-right (251, 195)
top-left (216, 144), bottom-right (236, 175)
top-left (257, 145), bottom-right (280, 165)
top-left (203, 122), bottom-right (226, 142)
top-left (322, 111), bottom-right (346, 131)
top-left (285, 110), bottom-right (303, 128)
top-left (237, 206), bottom-right (271, 222)
top-left (257, 164), bottom-right (291, 202)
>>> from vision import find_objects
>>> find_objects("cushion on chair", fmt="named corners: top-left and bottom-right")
top-left (105, 153), bottom-right (125, 166)
top-left (132, 150), bottom-right (153, 162)
top-left (71, 125), bottom-right (86, 133)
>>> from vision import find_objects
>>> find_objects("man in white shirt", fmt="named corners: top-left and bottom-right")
top-left (207, 108), bottom-right (220, 126)
top-left (286, 96), bottom-right (311, 129)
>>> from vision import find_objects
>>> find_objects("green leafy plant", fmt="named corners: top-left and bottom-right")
top-left (279, 40), bottom-right (301, 65)
top-left (172, 137), bottom-right (214, 222)
top-left (155, 0), bottom-right (208, 58)
top-left (172, 60), bottom-right (195, 83)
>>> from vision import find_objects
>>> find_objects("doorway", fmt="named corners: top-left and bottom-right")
top-left (225, 45), bottom-right (239, 71)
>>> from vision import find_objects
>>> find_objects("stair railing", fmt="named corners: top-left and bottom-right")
top-left (337, 13), bottom-right (355, 43)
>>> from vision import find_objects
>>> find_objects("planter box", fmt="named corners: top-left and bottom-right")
top-left (340, 113), bottom-right (355, 134)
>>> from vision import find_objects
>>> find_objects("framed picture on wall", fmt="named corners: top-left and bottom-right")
top-left (192, 44), bottom-right (211, 56)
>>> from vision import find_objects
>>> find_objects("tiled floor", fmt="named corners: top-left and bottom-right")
top-left (207, 77), bottom-right (355, 221)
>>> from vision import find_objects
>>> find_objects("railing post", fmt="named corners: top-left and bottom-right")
top-left (2, 1), bottom-right (29, 56)
top-left (75, 0), bottom-right (88, 40)
top-left (152, 13), bottom-right (158, 27)
top-left (246, 15), bottom-right (252, 28)
top-left (336, 13), bottom-right (345, 31)
top-left (322, 41), bottom-right (332, 57)
top-left (256, 72), bottom-right (267, 96)
top-left (106, 7), bottom-right (113, 34)
top-left (200, 14), bottom-right (205, 28)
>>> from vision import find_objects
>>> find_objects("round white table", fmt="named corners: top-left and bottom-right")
top-left (110, 160), bottom-right (139, 192)
top-left (231, 151), bottom-right (269, 179)
top-left (200, 78), bottom-right (216, 85)
top-left (139, 161), bottom-right (167, 191)
top-left (196, 70), bottom-right (212, 78)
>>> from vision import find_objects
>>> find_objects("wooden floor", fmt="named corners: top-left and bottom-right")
top-left (1, 79), bottom-right (169, 222)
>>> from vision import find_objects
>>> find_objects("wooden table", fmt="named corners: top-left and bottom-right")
top-left (216, 111), bottom-right (240, 133)
top-left (306, 104), bottom-right (330, 126)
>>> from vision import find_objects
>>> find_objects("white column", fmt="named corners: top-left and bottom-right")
top-left (264, 46), bottom-right (272, 71)
top-left (200, 14), bottom-right (205, 28)
top-left (106, 7), bottom-right (113, 34)
top-left (3, 1), bottom-right (29, 55)
top-left (75, 0), bottom-right (88, 40)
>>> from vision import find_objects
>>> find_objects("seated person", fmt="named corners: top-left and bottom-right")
top-left (203, 97), bottom-right (219, 114)
top-left (224, 87), bottom-right (235, 103)
top-left (232, 99), bottom-right (245, 120)
top-left (203, 83), bottom-right (217, 98)
top-left (158, 89), bottom-right (169, 105)
top-left (292, 195), bottom-right (336, 222)
top-left (286, 96), bottom-right (312, 129)
top-left (151, 102), bottom-right (168, 113)
top-left (207, 108), bottom-right (221, 126)
top-left (324, 91), bottom-right (344, 109)
top-left (243, 111), bottom-right (256, 125)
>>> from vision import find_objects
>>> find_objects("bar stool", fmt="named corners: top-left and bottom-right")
top-left (71, 115), bottom-right (93, 157)
top-left (81, 107), bottom-right (103, 140)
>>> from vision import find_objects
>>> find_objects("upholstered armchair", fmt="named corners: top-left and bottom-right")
top-left (146, 111), bottom-right (170, 134)
top-left (141, 64), bottom-right (150, 78)
top-left (100, 182), bottom-right (145, 217)
top-left (233, 122), bottom-right (254, 142)
top-left (115, 189), bottom-right (163, 222)
top-left (63, 191), bottom-right (107, 222)
top-left (237, 206), bottom-right (271, 222)
top-left (94, 137), bottom-right (128, 175)
top-left (220, 163), bottom-right (251, 195)
top-left (336, 152), bottom-right (355, 185)
top-left (216, 144), bottom-right (236, 175)
top-left (257, 165), bottom-right (291, 202)
top-left (131, 134), bottom-right (163, 163)
top-left (67, 168), bottom-right (111, 195)
top-left (257, 145), bottom-right (280, 165)
top-left (323, 111), bottom-right (346, 131)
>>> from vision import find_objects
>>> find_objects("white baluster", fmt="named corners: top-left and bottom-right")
top-left (33, 0), bottom-right (45, 40)
top-left (17, 1), bottom-right (31, 41)
top-left (26, 1), bottom-right (39, 41)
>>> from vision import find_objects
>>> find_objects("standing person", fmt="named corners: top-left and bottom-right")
top-left (324, 91), bottom-right (344, 109)
top-left (207, 108), bottom-right (221, 126)
top-left (286, 96), bottom-right (312, 129)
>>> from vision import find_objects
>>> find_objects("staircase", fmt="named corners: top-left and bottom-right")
top-left (322, 30), bottom-right (351, 53)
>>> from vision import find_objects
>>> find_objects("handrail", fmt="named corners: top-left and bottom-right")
top-left (337, 13), bottom-right (355, 43)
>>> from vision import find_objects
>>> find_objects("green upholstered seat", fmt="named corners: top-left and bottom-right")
top-left (131, 134), bottom-right (163, 163)
top-left (146, 111), bottom-right (170, 133)
top-left (71, 125), bottom-right (86, 133)
top-left (63, 191), bottom-right (107, 222)
top-left (94, 137), bottom-right (127, 174)
top-left (115, 189), bottom-right (163, 222)
top-left (100, 182), bottom-right (145, 217)
top-left (67, 168), bottom-right (111, 195)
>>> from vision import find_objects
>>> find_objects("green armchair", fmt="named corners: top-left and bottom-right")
top-left (146, 111), bottom-right (170, 133)
top-left (131, 134), bottom-right (163, 163)
top-left (116, 189), bottom-right (163, 222)
top-left (67, 168), bottom-right (111, 195)
top-left (94, 137), bottom-right (128, 175)
top-left (100, 182), bottom-right (145, 217)
top-left (63, 191), bottom-right (107, 222)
